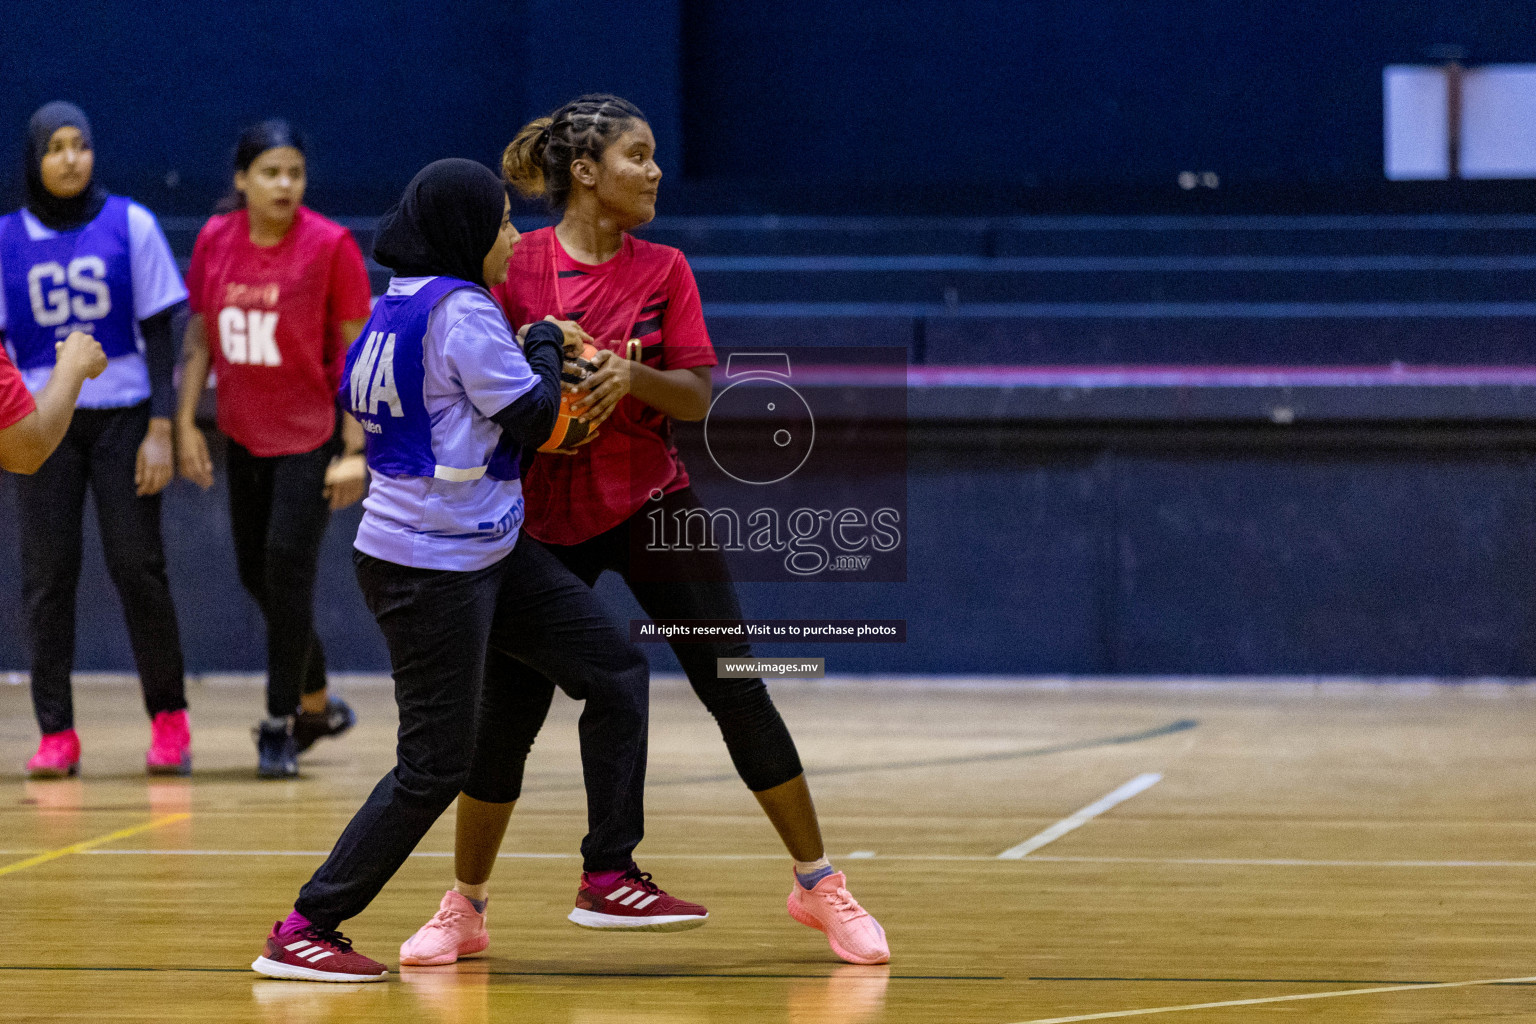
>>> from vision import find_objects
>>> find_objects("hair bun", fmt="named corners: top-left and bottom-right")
top-left (504, 96), bottom-right (647, 211)
top-left (502, 117), bottom-right (554, 198)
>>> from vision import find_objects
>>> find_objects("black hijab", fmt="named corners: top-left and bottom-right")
top-left (25, 101), bottom-right (108, 232)
top-left (373, 159), bottom-right (506, 288)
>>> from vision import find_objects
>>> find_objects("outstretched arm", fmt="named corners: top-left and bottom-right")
top-left (0, 332), bottom-right (107, 474)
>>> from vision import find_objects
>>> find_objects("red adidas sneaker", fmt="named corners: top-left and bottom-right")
top-left (568, 866), bottom-right (709, 932)
top-left (252, 920), bottom-right (387, 982)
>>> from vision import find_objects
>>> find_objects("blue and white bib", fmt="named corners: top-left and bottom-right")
top-left (346, 276), bottom-right (540, 571)
top-left (0, 196), bottom-right (137, 369)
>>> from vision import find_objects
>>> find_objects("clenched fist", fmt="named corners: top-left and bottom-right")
top-left (54, 330), bottom-right (107, 381)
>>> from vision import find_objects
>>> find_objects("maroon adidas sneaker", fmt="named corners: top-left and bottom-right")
top-left (252, 920), bottom-right (387, 982)
top-left (568, 866), bottom-right (709, 932)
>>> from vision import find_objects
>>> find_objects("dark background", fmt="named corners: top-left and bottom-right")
top-left (2, 2), bottom-right (1535, 678)
top-left (0, 0), bottom-right (1532, 216)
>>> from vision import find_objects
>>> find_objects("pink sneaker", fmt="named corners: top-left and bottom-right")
top-left (146, 710), bottom-right (191, 776)
top-left (787, 871), bottom-right (890, 965)
top-left (568, 866), bottom-right (709, 931)
top-left (26, 729), bottom-right (80, 779)
top-left (399, 890), bottom-right (490, 966)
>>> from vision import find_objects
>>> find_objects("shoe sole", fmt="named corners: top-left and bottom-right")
top-left (256, 768), bottom-right (299, 779)
top-left (252, 956), bottom-right (386, 982)
top-left (567, 908), bottom-right (708, 932)
top-left (146, 755), bottom-right (191, 777)
top-left (399, 934), bottom-right (488, 966)
top-left (27, 763), bottom-right (79, 779)
top-left (787, 894), bottom-right (891, 966)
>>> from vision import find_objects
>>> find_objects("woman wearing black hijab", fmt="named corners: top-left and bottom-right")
top-left (253, 159), bottom-right (670, 982)
top-left (0, 101), bottom-right (191, 777)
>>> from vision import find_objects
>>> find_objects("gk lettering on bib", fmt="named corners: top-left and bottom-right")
top-left (217, 308), bottom-right (281, 366)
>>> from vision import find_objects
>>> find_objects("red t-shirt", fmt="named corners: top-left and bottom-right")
top-left (494, 228), bottom-right (716, 546)
top-left (186, 206), bottom-right (372, 456)
top-left (0, 344), bottom-right (36, 431)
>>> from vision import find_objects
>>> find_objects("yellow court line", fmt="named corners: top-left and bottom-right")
top-left (1009, 974), bottom-right (1536, 1023)
top-left (0, 814), bottom-right (192, 879)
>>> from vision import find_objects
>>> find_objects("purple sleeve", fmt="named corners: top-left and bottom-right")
top-left (439, 292), bottom-right (540, 419)
top-left (126, 203), bottom-right (188, 318)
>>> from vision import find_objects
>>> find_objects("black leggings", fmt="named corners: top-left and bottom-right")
top-left (296, 536), bottom-right (649, 925)
top-left (227, 436), bottom-right (337, 718)
top-left (15, 402), bottom-right (186, 734)
top-left (465, 485), bottom-right (804, 805)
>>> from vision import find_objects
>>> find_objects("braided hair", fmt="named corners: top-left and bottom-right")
top-left (502, 94), bottom-right (647, 211)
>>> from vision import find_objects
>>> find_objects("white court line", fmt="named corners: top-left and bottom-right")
top-left (997, 773), bottom-right (1162, 860)
top-left (71, 848), bottom-right (1536, 867)
top-left (1028, 855), bottom-right (1536, 868)
top-left (1007, 973), bottom-right (1536, 1023)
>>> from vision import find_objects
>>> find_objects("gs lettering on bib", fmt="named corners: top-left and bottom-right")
top-left (0, 197), bottom-right (137, 370)
top-left (340, 275), bottom-right (517, 483)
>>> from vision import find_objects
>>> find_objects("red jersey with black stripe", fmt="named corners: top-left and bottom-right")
top-left (493, 227), bottom-right (716, 545)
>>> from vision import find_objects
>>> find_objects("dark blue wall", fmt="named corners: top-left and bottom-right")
top-left (681, 1), bottom-right (1531, 192)
top-left (3, 5), bottom-right (1535, 680)
top-left (1, 1), bottom-right (1532, 215)
top-left (5, 424), bottom-right (1535, 677)
top-left (0, 1), bottom-right (682, 216)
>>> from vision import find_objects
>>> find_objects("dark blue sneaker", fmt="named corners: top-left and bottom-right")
top-left (255, 719), bottom-right (298, 778)
top-left (293, 697), bottom-right (357, 754)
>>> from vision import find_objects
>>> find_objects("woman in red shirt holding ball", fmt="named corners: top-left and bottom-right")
top-left (176, 121), bottom-right (373, 778)
top-left (399, 95), bottom-right (888, 969)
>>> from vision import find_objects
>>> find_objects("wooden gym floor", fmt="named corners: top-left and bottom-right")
top-left (2, 674), bottom-right (1535, 1022)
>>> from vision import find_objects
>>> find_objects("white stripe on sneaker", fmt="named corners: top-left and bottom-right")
top-left (605, 886), bottom-right (632, 901)
top-left (634, 894), bottom-right (660, 909)
top-left (306, 951), bottom-right (335, 962)
top-left (284, 940), bottom-right (312, 952)
top-left (620, 890), bottom-right (646, 906)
